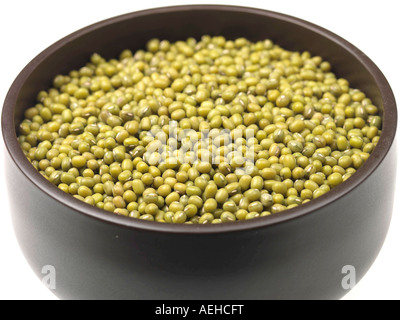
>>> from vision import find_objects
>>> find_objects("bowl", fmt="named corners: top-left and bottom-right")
top-left (1, 5), bottom-right (397, 300)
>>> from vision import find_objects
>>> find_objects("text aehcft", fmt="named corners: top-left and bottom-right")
top-left (155, 304), bottom-right (244, 317)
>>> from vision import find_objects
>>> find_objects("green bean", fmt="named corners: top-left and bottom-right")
top-left (17, 35), bottom-right (381, 224)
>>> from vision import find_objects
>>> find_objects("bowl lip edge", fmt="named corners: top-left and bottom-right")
top-left (1, 4), bottom-right (397, 235)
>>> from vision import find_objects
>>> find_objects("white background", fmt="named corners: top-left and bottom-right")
top-left (0, 0), bottom-right (399, 300)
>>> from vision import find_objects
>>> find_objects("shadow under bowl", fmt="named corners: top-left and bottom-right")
top-left (1, 5), bottom-right (397, 300)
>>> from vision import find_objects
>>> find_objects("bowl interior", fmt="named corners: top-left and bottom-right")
top-left (2, 5), bottom-right (397, 232)
top-left (11, 6), bottom-right (389, 123)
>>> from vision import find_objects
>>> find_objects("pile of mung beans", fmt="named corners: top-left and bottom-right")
top-left (17, 35), bottom-right (382, 224)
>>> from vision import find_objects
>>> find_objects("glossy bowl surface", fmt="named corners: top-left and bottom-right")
top-left (1, 5), bottom-right (397, 300)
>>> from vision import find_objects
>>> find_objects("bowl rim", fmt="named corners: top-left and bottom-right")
top-left (1, 4), bottom-right (397, 234)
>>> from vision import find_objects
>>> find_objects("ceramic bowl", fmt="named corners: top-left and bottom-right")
top-left (1, 5), bottom-right (397, 300)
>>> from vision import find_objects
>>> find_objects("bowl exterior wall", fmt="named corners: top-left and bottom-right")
top-left (5, 145), bottom-right (396, 299)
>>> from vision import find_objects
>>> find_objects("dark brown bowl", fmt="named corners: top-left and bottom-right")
top-left (1, 5), bottom-right (397, 300)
